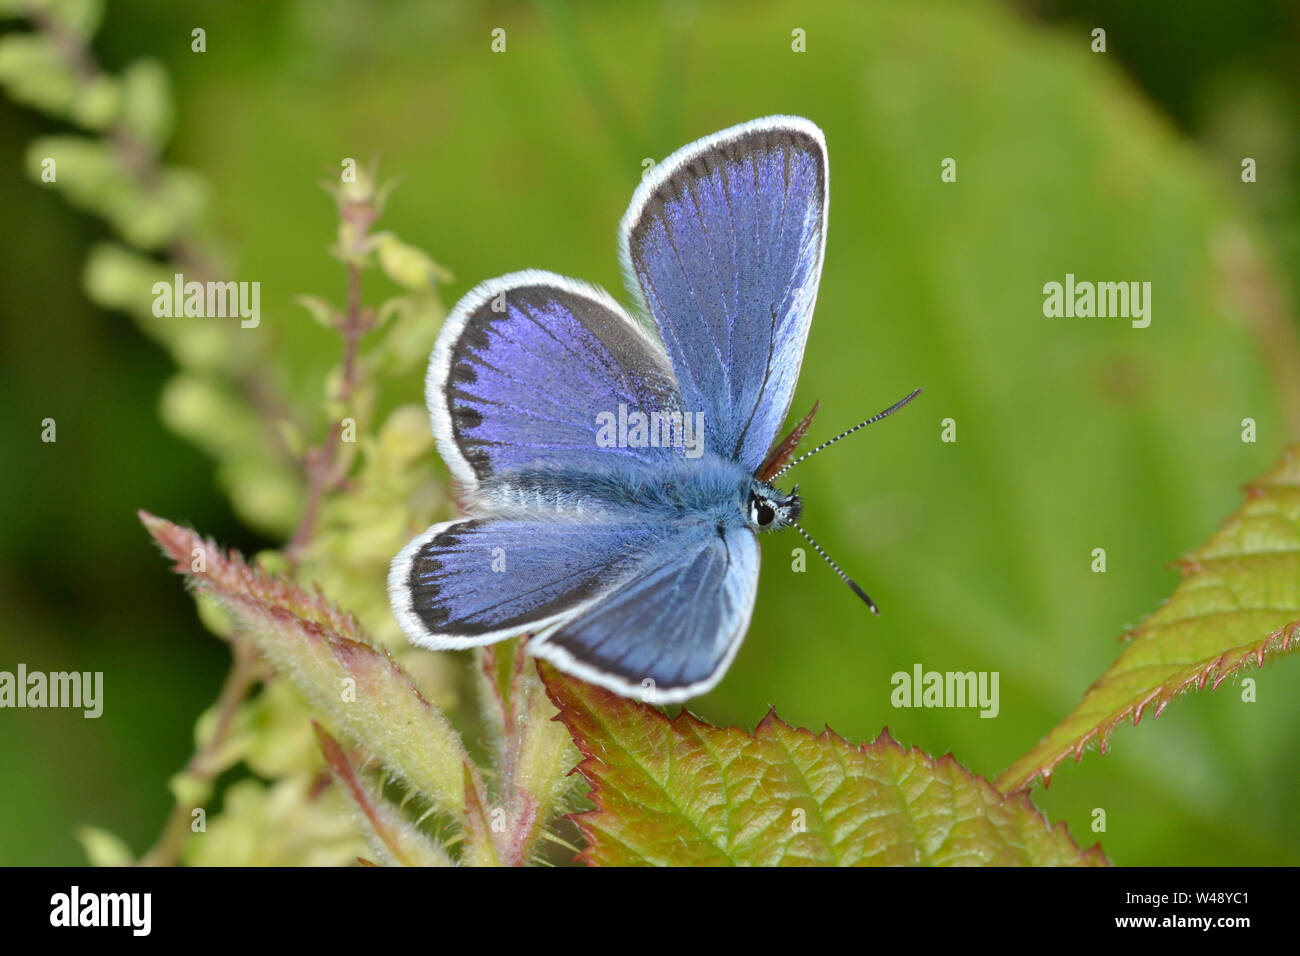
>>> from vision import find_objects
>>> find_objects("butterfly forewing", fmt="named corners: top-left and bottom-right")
top-left (619, 116), bottom-right (828, 472)
top-left (428, 269), bottom-right (685, 493)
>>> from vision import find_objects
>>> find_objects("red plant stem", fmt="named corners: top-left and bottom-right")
top-left (286, 260), bottom-right (365, 562)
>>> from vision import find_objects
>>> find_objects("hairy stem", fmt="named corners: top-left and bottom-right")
top-left (287, 259), bottom-right (366, 562)
top-left (139, 641), bottom-right (260, 866)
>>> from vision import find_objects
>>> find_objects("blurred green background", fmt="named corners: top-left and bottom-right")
top-left (2, 0), bottom-right (1299, 865)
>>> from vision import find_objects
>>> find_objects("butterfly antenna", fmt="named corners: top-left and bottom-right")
top-left (789, 519), bottom-right (879, 615)
top-left (772, 387), bottom-right (923, 480)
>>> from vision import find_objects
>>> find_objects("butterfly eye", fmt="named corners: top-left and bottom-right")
top-left (756, 503), bottom-right (776, 526)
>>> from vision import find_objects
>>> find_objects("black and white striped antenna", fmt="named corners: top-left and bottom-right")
top-left (771, 387), bottom-right (923, 480)
top-left (789, 518), bottom-right (879, 614)
top-left (776, 386), bottom-right (923, 612)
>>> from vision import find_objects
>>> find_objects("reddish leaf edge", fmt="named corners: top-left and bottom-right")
top-left (137, 508), bottom-right (463, 775)
top-left (138, 509), bottom-right (377, 648)
top-left (997, 616), bottom-right (1300, 794)
top-left (997, 456), bottom-right (1300, 792)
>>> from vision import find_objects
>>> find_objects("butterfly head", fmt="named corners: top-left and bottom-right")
top-left (747, 482), bottom-right (801, 531)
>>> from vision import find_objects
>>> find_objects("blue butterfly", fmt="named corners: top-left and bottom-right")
top-left (389, 116), bottom-right (920, 702)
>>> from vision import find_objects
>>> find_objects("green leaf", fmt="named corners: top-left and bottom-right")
top-left (999, 445), bottom-right (1300, 792)
top-left (472, 646), bottom-right (580, 865)
top-left (118, 58), bottom-right (172, 147)
top-left (374, 232), bottom-right (453, 290)
top-left (293, 293), bottom-right (339, 329)
top-left (75, 825), bottom-right (135, 867)
top-left (315, 724), bottom-right (453, 867)
top-left (26, 136), bottom-right (205, 248)
top-left (506, 662), bottom-right (580, 846)
top-left (182, 774), bottom-right (368, 867)
top-left (157, 373), bottom-right (302, 536)
top-left (70, 74), bottom-right (119, 129)
top-left (0, 34), bottom-right (78, 116)
top-left (541, 664), bottom-right (1105, 867)
top-left (139, 511), bottom-right (471, 815)
top-left (41, 0), bottom-right (105, 38)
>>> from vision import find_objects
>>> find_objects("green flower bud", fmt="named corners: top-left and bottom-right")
top-left (119, 59), bottom-right (172, 147)
top-left (376, 233), bottom-right (451, 290)
top-left (0, 34), bottom-right (78, 115)
top-left (70, 74), bottom-right (119, 129)
top-left (75, 826), bottom-right (134, 867)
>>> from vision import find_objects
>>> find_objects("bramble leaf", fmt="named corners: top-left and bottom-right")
top-left (541, 664), bottom-right (1104, 867)
top-left (998, 446), bottom-right (1300, 792)
top-left (139, 510), bottom-right (470, 815)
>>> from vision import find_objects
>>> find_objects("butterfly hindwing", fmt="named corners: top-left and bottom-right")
top-left (428, 270), bottom-right (685, 493)
top-left (531, 521), bottom-right (760, 702)
top-left (389, 514), bottom-right (670, 648)
top-left (619, 116), bottom-right (828, 471)
top-left (391, 510), bottom-right (761, 702)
